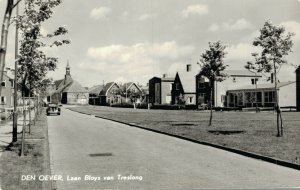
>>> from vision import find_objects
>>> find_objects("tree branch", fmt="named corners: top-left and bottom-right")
top-left (12, 0), bottom-right (23, 9)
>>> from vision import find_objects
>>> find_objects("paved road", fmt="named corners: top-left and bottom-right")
top-left (48, 107), bottom-right (300, 190)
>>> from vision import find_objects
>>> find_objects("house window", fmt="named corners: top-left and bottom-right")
top-left (251, 78), bottom-right (258, 85)
top-left (1, 96), bottom-right (6, 104)
top-left (189, 97), bottom-right (193, 103)
top-left (232, 77), bottom-right (236, 83)
top-left (176, 83), bottom-right (180, 90)
top-left (198, 77), bottom-right (205, 89)
top-left (1, 81), bottom-right (6, 87)
top-left (264, 91), bottom-right (275, 103)
top-left (186, 64), bottom-right (191, 72)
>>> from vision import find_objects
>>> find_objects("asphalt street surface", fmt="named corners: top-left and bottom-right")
top-left (47, 107), bottom-right (300, 189)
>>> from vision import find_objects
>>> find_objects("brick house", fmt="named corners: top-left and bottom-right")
top-left (99, 82), bottom-right (121, 105)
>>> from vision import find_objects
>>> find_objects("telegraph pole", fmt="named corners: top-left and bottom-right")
top-left (12, 3), bottom-right (19, 142)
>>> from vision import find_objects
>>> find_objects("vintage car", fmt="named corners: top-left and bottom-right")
top-left (46, 103), bottom-right (61, 116)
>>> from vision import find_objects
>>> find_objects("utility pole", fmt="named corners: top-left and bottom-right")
top-left (12, 3), bottom-right (19, 142)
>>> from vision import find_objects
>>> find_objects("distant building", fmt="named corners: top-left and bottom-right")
top-left (88, 84), bottom-right (104, 105)
top-left (0, 72), bottom-right (14, 109)
top-left (149, 75), bottom-right (174, 104)
top-left (99, 82), bottom-right (121, 105)
top-left (48, 63), bottom-right (89, 105)
top-left (172, 64), bottom-right (198, 105)
top-left (196, 70), bottom-right (262, 108)
top-left (120, 82), bottom-right (143, 103)
top-left (226, 81), bottom-right (296, 108)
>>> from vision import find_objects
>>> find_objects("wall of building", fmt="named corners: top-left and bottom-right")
top-left (184, 93), bottom-right (196, 105)
top-left (149, 77), bottom-right (161, 104)
top-left (0, 75), bottom-right (14, 109)
top-left (67, 92), bottom-right (89, 105)
top-left (215, 76), bottom-right (261, 107)
top-left (161, 81), bottom-right (172, 104)
top-left (279, 83), bottom-right (296, 107)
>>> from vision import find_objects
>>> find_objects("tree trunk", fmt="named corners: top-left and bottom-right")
top-left (274, 62), bottom-right (283, 137)
top-left (0, 0), bottom-right (14, 96)
top-left (21, 90), bottom-right (26, 156)
top-left (209, 83), bottom-right (213, 126)
top-left (28, 90), bottom-right (31, 133)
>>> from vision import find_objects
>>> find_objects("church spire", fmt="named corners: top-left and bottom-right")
top-left (66, 60), bottom-right (71, 76)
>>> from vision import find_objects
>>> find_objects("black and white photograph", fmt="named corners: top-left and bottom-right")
top-left (0, 0), bottom-right (300, 189)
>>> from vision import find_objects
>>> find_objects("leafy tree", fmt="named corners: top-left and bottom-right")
top-left (17, 0), bottom-right (70, 96)
top-left (245, 20), bottom-right (294, 137)
top-left (198, 41), bottom-right (228, 126)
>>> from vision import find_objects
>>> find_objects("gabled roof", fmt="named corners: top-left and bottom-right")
top-left (99, 82), bottom-right (119, 96)
top-left (228, 81), bottom-right (295, 91)
top-left (63, 80), bottom-right (88, 93)
top-left (88, 85), bottom-right (104, 95)
top-left (122, 82), bottom-right (143, 92)
top-left (175, 64), bottom-right (199, 93)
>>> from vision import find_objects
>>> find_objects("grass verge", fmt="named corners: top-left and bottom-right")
top-left (0, 109), bottom-right (52, 190)
top-left (69, 106), bottom-right (300, 165)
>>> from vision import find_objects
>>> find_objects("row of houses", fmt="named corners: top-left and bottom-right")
top-left (46, 62), bottom-right (300, 111)
top-left (47, 63), bottom-right (148, 106)
top-left (148, 63), bottom-right (299, 110)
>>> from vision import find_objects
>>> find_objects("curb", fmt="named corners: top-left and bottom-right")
top-left (68, 108), bottom-right (300, 171)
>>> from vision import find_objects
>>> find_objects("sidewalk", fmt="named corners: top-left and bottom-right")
top-left (0, 110), bottom-right (36, 157)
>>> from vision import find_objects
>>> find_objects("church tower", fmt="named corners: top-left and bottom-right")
top-left (64, 61), bottom-right (72, 84)
top-left (66, 61), bottom-right (71, 76)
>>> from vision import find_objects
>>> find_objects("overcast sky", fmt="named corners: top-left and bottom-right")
top-left (1, 0), bottom-right (300, 87)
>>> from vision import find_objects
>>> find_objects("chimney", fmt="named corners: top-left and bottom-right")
top-left (186, 64), bottom-right (191, 72)
top-left (163, 73), bottom-right (167, 78)
top-left (271, 73), bottom-right (274, 83)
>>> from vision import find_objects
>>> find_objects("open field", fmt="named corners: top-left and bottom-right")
top-left (69, 106), bottom-right (300, 165)
top-left (0, 109), bottom-right (51, 190)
